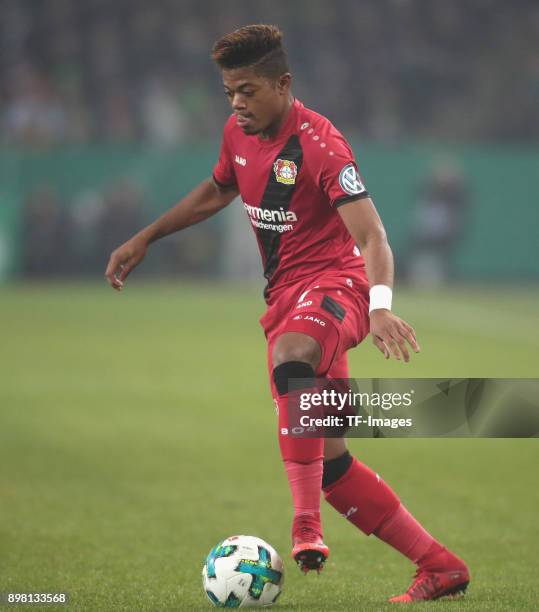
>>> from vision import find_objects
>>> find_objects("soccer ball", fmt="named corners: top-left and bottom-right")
top-left (202, 535), bottom-right (284, 607)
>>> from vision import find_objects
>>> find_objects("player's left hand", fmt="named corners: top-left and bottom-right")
top-left (369, 310), bottom-right (420, 362)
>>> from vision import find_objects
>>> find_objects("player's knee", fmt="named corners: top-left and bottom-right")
top-left (322, 450), bottom-right (353, 489)
top-left (272, 333), bottom-right (321, 371)
top-left (272, 361), bottom-right (315, 397)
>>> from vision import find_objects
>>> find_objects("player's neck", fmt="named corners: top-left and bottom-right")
top-left (259, 96), bottom-right (294, 141)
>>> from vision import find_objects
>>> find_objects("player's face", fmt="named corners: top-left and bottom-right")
top-left (222, 68), bottom-right (291, 136)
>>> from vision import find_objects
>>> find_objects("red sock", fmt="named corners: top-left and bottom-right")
top-left (284, 460), bottom-right (323, 517)
top-left (277, 393), bottom-right (324, 521)
top-left (324, 456), bottom-right (445, 565)
top-left (323, 457), bottom-right (400, 534)
top-left (374, 504), bottom-right (443, 564)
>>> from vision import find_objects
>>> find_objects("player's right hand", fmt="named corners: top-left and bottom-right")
top-left (105, 236), bottom-right (148, 291)
top-left (369, 309), bottom-right (420, 362)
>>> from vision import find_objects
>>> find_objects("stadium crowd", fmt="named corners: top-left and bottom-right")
top-left (1, 0), bottom-right (537, 147)
top-left (20, 178), bottom-right (223, 279)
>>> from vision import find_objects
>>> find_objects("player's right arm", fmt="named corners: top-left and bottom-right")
top-left (105, 178), bottom-right (238, 290)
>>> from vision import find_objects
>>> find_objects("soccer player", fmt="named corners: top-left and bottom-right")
top-left (105, 25), bottom-right (469, 602)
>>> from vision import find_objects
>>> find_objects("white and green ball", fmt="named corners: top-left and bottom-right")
top-left (202, 535), bottom-right (284, 608)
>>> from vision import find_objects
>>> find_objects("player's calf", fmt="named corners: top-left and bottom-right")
top-left (272, 357), bottom-right (329, 573)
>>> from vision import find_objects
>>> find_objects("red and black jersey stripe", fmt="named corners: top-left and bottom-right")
top-left (256, 135), bottom-right (303, 298)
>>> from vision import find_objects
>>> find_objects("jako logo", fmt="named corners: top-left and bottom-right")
top-left (343, 506), bottom-right (358, 519)
top-left (243, 202), bottom-right (297, 223)
top-left (235, 155), bottom-right (246, 166)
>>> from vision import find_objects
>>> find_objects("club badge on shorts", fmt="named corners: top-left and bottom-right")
top-left (273, 159), bottom-right (298, 185)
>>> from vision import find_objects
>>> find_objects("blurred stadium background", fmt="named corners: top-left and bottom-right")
top-left (0, 0), bottom-right (538, 284)
top-left (1, 1), bottom-right (538, 610)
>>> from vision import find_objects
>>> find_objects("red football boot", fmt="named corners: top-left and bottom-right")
top-left (389, 546), bottom-right (469, 602)
top-left (291, 514), bottom-right (329, 574)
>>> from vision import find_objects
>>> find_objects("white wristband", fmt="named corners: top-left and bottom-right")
top-left (369, 285), bottom-right (392, 313)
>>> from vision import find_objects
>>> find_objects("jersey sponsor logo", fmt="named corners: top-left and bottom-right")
top-left (339, 163), bottom-right (366, 196)
top-left (235, 155), bottom-right (246, 166)
top-left (273, 158), bottom-right (298, 185)
top-left (243, 201), bottom-right (297, 233)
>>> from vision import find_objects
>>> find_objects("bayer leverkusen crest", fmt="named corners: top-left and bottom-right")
top-left (273, 159), bottom-right (298, 185)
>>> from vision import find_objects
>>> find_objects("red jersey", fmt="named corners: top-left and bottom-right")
top-left (213, 98), bottom-right (369, 303)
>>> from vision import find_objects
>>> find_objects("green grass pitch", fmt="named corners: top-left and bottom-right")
top-left (1, 283), bottom-right (538, 611)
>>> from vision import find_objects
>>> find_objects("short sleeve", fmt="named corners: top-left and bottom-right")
top-left (318, 136), bottom-right (370, 208)
top-left (212, 129), bottom-right (237, 188)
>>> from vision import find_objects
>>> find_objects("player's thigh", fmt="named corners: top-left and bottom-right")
top-left (327, 351), bottom-right (349, 378)
top-left (271, 331), bottom-right (322, 370)
top-left (280, 282), bottom-right (367, 375)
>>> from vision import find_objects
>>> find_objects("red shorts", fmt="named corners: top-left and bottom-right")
top-left (260, 271), bottom-right (370, 387)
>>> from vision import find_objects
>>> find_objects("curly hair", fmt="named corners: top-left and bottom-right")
top-left (211, 24), bottom-right (289, 79)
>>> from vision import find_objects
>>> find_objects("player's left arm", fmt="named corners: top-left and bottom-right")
top-left (338, 198), bottom-right (420, 362)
